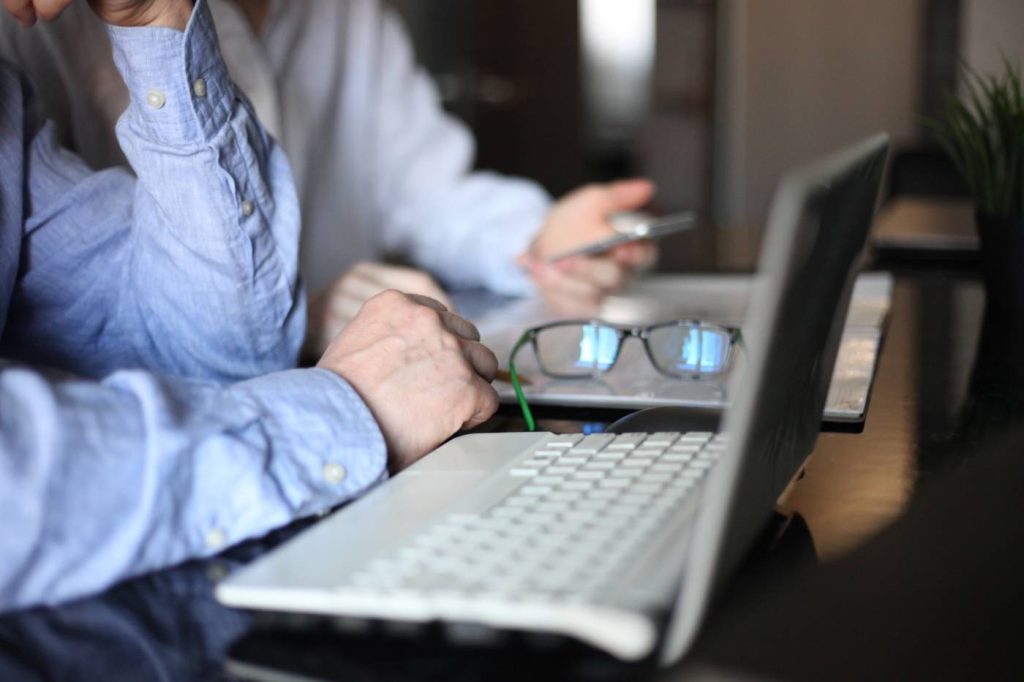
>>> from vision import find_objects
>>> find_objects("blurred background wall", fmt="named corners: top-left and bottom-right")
top-left (388, 0), bottom-right (1022, 268)
top-left (962, 0), bottom-right (1024, 78)
top-left (715, 0), bottom-right (922, 224)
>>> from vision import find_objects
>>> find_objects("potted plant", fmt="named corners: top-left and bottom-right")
top-left (931, 59), bottom-right (1024, 322)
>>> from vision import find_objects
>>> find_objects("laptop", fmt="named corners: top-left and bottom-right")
top-left (216, 133), bottom-right (890, 666)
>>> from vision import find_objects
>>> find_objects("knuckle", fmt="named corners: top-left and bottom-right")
top-left (410, 303), bottom-right (442, 329)
top-left (439, 333), bottom-right (461, 355)
top-left (370, 288), bottom-right (406, 310)
top-left (377, 334), bottom-right (408, 356)
top-left (482, 386), bottom-right (500, 411)
top-left (443, 348), bottom-right (474, 378)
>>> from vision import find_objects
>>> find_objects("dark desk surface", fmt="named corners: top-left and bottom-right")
top-left (4, 208), bottom-right (1024, 681)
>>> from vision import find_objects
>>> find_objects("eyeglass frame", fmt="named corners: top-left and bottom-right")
top-left (507, 319), bottom-right (743, 432)
top-left (514, 319), bottom-right (742, 380)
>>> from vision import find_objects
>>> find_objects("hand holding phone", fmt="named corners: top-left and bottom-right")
top-left (547, 211), bottom-right (696, 263)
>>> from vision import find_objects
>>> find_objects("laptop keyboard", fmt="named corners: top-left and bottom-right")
top-left (344, 432), bottom-right (726, 604)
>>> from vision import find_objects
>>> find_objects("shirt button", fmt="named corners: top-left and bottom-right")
top-left (146, 89), bottom-right (166, 110)
top-left (192, 77), bottom-right (207, 98)
top-left (205, 528), bottom-right (227, 550)
top-left (240, 199), bottom-right (255, 217)
top-left (323, 462), bottom-right (347, 485)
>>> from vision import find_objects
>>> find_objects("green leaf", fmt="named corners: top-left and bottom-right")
top-left (933, 58), bottom-right (1024, 216)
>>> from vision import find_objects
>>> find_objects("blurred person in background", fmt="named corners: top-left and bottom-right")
top-left (0, 0), bottom-right (657, 360)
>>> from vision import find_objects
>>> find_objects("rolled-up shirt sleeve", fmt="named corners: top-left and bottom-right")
top-left (1, 0), bottom-right (304, 382)
top-left (370, 7), bottom-right (550, 297)
top-left (0, 363), bottom-right (387, 612)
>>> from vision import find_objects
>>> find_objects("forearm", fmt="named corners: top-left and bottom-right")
top-left (391, 172), bottom-right (550, 297)
top-left (0, 364), bottom-right (386, 612)
top-left (108, 0), bottom-right (304, 379)
top-left (4, 0), bottom-right (305, 381)
top-left (370, 6), bottom-right (549, 297)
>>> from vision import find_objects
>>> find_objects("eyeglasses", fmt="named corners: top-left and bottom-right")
top-left (507, 320), bottom-right (742, 431)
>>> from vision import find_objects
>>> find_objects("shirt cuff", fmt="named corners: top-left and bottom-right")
top-left (233, 368), bottom-right (389, 518)
top-left (106, 0), bottom-right (233, 146)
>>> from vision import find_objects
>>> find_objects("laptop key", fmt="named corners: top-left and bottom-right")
top-left (661, 453), bottom-right (694, 463)
top-left (571, 471), bottom-right (605, 480)
top-left (583, 461), bottom-right (614, 471)
top-left (605, 433), bottom-right (647, 449)
top-left (559, 481), bottom-right (594, 491)
top-left (545, 435), bottom-right (583, 448)
top-left (643, 433), bottom-right (681, 447)
top-left (651, 463), bottom-right (684, 473)
top-left (571, 434), bottom-right (615, 454)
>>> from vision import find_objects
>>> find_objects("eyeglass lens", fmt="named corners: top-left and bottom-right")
top-left (647, 325), bottom-right (730, 375)
top-left (534, 323), bottom-right (620, 377)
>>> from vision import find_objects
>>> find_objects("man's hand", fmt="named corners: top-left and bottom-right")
top-left (317, 290), bottom-right (498, 473)
top-left (304, 262), bottom-right (456, 361)
top-left (3, 0), bottom-right (193, 29)
top-left (519, 179), bottom-right (658, 314)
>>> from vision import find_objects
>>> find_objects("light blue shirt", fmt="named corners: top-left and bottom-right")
top-left (0, 0), bottom-right (387, 612)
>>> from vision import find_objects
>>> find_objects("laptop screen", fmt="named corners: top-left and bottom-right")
top-left (663, 134), bottom-right (890, 664)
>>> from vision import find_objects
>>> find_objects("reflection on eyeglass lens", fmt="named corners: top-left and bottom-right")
top-left (649, 325), bottom-right (730, 375)
top-left (536, 323), bottom-right (618, 376)
top-left (575, 325), bottom-right (619, 370)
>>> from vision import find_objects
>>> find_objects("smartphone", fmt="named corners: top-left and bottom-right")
top-left (547, 211), bottom-right (696, 263)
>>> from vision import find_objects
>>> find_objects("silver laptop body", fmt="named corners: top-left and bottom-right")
top-left (217, 134), bottom-right (890, 666)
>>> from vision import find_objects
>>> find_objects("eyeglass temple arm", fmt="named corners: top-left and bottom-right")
top-left (508, 332), bottom-right (536, 432)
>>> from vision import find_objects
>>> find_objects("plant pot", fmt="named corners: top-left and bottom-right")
top-left (975, 212), bottom-right (1024, 333)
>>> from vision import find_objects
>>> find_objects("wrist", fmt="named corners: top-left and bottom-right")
top-left (100, 0), bottom-right (194, 30)
top-left (148, 0), bottom-right (194, 30)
